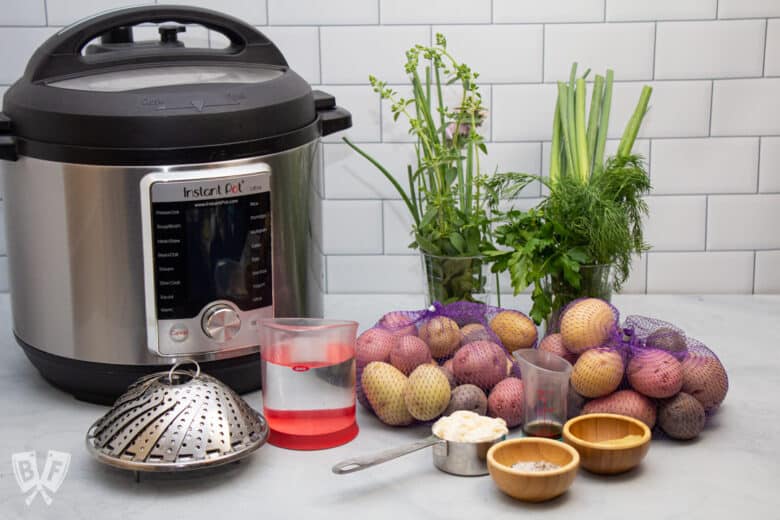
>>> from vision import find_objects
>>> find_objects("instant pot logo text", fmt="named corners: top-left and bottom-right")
top-left (183, 180), bottom-right (244, 198)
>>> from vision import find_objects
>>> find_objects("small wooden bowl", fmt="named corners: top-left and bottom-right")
top-left (563, 413), bottom-right (651, 475)
top-left (487, 438), bottom-right (579, 502)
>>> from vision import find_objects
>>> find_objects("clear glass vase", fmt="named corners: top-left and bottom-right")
top-left (542, 264), bottom-right (614, 333)
top-left (420, 251), bottom-right (495, 306)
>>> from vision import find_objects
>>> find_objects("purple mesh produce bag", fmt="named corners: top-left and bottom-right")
top-left (355, 301), bottom-right (537, 426)
top-left (561, 304), bottom-right (729, 439)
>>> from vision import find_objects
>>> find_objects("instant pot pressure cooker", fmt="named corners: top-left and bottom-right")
top-left (0, 6), bottom-right (351, 403)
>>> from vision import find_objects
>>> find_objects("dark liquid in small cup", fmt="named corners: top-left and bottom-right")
top-left (524, 420), bottom-right (563, 438)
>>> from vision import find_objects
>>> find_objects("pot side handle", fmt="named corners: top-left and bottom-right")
top-left (332, 435), bottom-right (442, 475)
top-left (313, 90), bottom-right (352, 137)
top-left (0, 114), bottom-right (17, 161)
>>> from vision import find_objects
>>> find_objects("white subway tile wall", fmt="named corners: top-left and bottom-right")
top-left (268, 0), bottom-right (375, 26)
top-left (759, 137), bottom-right (780, 193)
top-left (380, 0), bottom-right (491, 25)
top-left (0, 0), bottom-right (47, 25)
top-left (647, 252), bottom-right (755, 293)
top-left (644, 196), bottom-right (707, 251)
top-left (764, 19), bottom-right (780, 76)
top-left (493, 0), bottom-right (604, 24)
top-left (707, 195), bottom-right (780, 250)
top-left (650, 138), bottom-right (759, 194)
top-left (605, 0), bottom-right (717, 22)
top-left (755, 251), bottom-right (780, 293)
top-left (0, 0), bottom-right (776, 295)
top-left (654, 20), bottom-right (766, 80)
top-left (167, 0), bottom-right (267, 25)
top-left (544, 23), bottom-right (655, 82)
top-left (718, 0), bottom-right (780, 19)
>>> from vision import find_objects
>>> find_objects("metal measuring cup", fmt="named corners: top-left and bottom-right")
top-left (332, 431), bottom-right (506, 476)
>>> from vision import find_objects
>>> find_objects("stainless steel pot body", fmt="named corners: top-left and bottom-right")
top-left (2, 140), bottom-right (324, 365)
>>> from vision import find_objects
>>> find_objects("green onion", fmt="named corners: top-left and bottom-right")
top-left (594, 69), bottom-right (614, 171)
top-left (617, 85), bottom-right (653, 158)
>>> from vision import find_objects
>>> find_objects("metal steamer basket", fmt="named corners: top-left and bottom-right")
top-left (86, 361), bottom-right (268, 474)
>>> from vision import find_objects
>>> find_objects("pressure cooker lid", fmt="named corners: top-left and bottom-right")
top-left (0, 5), bottom-right (351, 165)
top-left (48, 64), bottom-right (284, 92)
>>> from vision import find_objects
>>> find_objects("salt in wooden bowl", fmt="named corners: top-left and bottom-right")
top-left (487, 438), bottom-right (579, 502)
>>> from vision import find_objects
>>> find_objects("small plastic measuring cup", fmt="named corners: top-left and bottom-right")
top-left (513, 349), bottom-right (573, 438)
top-left (259, 318), bottom-right (359, 450)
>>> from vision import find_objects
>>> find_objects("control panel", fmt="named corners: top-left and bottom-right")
top-left (141, 166), bottom-right (272, 357)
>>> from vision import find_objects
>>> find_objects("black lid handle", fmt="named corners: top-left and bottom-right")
top-left (25, 5), bottom-right (287, 82)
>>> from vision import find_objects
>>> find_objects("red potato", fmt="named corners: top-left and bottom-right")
top-left (356, 328), bottom-right (396, 367)
top-left (627, 349), bottom-right (683, 399)
top-left (378, 312), bottom-right (417, 337)
top-left (538, 333), bottom-right (577, 364)
top-left (681, 353), bottom-right (729, 412)
top-left (460, 323), bottom-right (492, 347)
top-left (419, 316), bottom-right (461, 358)
top-left (452, 341), bottom-right (508, 392)
top-left (439, 365), bottom-right (457, 389)
top-left (390, 336), bottom-right (432, 376)
top-left (487, 377), bottom-right (524, 428)
top-left (582, 390), bottom-right (657, 429)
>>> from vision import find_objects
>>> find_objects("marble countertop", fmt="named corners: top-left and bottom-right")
top-left (1, 293), bottom-right (779, 519)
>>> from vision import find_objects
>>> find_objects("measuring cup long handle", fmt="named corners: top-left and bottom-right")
top-left (331, 435), bottom-right (442, 475)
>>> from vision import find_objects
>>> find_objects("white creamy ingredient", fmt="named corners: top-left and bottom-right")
top-left (432, 410), bottom-right (508, 443)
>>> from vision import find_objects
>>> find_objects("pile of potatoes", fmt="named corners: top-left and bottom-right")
top-left (544, 298), bottom-right (729, 440)
top-left (356, 310), bottom-right (537, 428)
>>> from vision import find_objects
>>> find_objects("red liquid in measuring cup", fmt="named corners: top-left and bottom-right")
top-left (262, 343), bottom-right (358, 450)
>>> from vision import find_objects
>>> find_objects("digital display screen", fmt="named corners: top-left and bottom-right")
top-left (151, 191), bottom-right (272, 320)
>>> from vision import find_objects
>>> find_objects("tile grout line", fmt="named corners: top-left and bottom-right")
top-left (43, 0), bottom-right (48, 25)
top-left (603, 0), bottom-right (607, 22)
top-left (265, 0), bottom-right (270, 26)
top-left (380, 200), bottom-right (386, 254)
top-left (490, 0), bottom-right (494, 24)
top-left (541, 23), bottom-right (545, 82)
top-left (377, 0), bottom-right (381, 24)
top-left (708, 80), bottom-right (714, 136)
top-left (752, 250), bottom-right (757, 294)
top-left (317, 26), bottom-right (323, 84)
top-left (756, 138), bottom-right (762, 192)
top-left (704, 196), bottom-right (709, 250)
top-left (490, 84), bottom-right (494, 141)
top-left (652, 21), bottom-right (658, 80)
top-left (762, 18), bottom-right (769, 77)
top-left (3, 17), bottom-right (780, 29)
top-left (715, 0), bottom-right (720, 19)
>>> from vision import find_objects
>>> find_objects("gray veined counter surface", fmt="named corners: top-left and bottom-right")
top-left (1, 293), bottom-right (779, 519)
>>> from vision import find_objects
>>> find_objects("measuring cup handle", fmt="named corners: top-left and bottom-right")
top-left (332, 435), bottom-right (441, 475)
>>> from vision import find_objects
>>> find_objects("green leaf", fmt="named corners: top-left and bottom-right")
top-left (449, 232), bottom-right (467, 253)
top-left (565, 247), bottom-right (585, 263)
top-left (415, 234), bottom-right (440, 254)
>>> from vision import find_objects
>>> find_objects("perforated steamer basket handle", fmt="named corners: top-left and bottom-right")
top-left (332, 435), bottom-right (442, 474)
top-left (166, 359), bottom-right (201, 384)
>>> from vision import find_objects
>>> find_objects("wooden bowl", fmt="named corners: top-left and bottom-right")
top-left (487, 438), bottom-right (579, 502)
top-left (563, 413), bottom-right (651, 475)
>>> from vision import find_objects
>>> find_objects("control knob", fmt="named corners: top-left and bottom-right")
top-left (202, 304), bottom-right (241, 342)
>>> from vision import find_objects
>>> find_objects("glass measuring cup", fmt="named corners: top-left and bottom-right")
top-left (514, 349), bottom-right (573, 438)
top-left (260, 318), bottom-right (359, 450)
